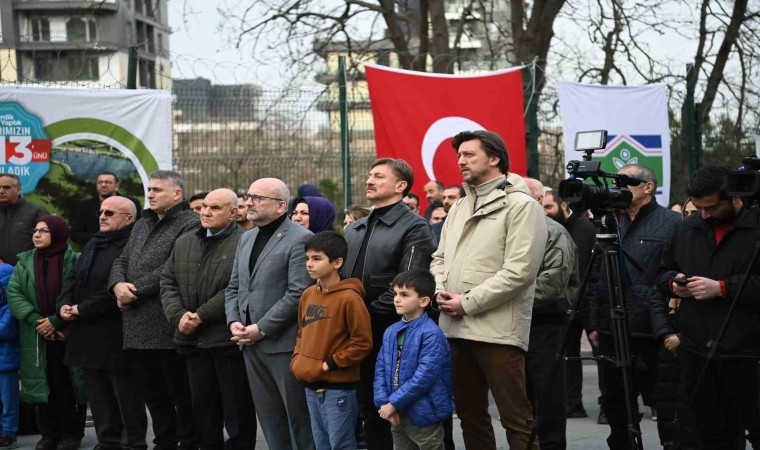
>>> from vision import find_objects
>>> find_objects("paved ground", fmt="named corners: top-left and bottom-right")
top-left (15, 348), bottom-right (748, 449)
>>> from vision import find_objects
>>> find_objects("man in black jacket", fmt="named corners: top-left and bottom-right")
top-left (58, 196), bottom-right (145, 450)
top-left (161, 189), bottom-right (256, 450)
top-left (656, 166), bottom-right (760, 448)
top-left (587, 164), bottom-right (680, 448)
top-left (342, 158), bottom-right (435, 450)
top-left (0, 173), bottom-right (47, 265)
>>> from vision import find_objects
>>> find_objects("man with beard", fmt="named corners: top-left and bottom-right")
top-left (235, 195), bottom-right (255, 230)
top-left (542, 190), bottom-right (598, 420)
top-left (71, 172), bottom-right (141, 248)
top-left (656, 165), bottom-right (760, 448)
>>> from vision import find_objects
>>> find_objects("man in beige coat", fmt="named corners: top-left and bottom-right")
top-left (431, 130), bottom-right (548, 450)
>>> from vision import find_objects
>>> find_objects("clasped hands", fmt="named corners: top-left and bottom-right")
top-left (35, 317), bottom-right (65, 341)
top-left (113, 282), bottom-right (138, 309)
top-left (229, 321), bottom-right (264, 345)
top-left (179, 312), bottom-right (203, 335)
top-left (436, 291), bottom-right (466, 317)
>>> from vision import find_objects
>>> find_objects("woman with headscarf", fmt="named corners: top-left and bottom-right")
top-left (7, 215), bottom-right (85, 450)
top-left (291, 196), bottom-right (337, 233)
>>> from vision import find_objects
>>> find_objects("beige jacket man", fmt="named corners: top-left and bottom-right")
top-left (430, 172), bottom-right (547, 351)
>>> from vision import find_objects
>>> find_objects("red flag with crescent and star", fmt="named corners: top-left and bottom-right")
top-left (365, 64), bottom-right (527, 213)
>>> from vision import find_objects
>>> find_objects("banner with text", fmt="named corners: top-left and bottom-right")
top-left (0, 87), bottom-right (171, 219)
top-left (558, 81), bottom-right (671, 205)
top-left (366, 64), bottom-right (526, 213)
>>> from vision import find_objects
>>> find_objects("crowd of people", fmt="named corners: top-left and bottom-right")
top-left (0, 128), bottom-right (756, 450)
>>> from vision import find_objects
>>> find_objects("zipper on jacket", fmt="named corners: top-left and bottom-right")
top-left (407, 246), bottom-right (416, 271)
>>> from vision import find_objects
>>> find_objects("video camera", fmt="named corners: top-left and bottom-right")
top-left (558, 130), bottom-right (643, 212)
top-left (727, 156), bottom-right (760, 200)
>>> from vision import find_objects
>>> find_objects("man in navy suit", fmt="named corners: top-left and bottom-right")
top-left (225, 178), bottom-right (315, 450)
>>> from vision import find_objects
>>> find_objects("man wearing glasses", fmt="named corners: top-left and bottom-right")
top-left (0, 173), bottom-right (47, 265)
top-left (109, 170), bottom-right (200, 450)
top-left (70, 171), bottom-right (142, 248)
top-left (225, 177), bottom-right (315, 450)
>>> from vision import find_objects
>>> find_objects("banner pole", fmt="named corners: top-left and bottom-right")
top-left (338, 56), bottom-right (352, 210)
top-left (527, 60), bottom-right (540, 178)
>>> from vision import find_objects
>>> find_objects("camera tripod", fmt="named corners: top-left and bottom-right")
top-left (527, 208), bottom-right (644, 450)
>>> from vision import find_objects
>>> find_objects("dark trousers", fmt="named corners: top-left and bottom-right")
top-left (598, 335), bottom-right (658, 449)
top-left (526, 318), bottom-right (567, 450)
top-left (359, 313), bottom-right (397, 450)
top-left (449, 339), bottom-right (537, 450)
top-left (130, 349), bottom-right (196, 450)
top-left (83, 367), bottom-right (147, 450)
top-left (36, 340), bottom-right (86, 441)
top-left (185, 346), bottom-right (257, 450)
top-left (678, 349), bottom-right (760, 449)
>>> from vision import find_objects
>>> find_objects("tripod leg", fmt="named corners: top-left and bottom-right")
top-left (602, 247), bottom-right (644, 450)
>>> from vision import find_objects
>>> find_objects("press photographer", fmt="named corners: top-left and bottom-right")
top-left (655, 165), bottom-right (760, 448)
top-left (582, 161), bottom-right (680, 449)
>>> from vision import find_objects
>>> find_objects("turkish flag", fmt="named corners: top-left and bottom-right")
top-left (365, 64), bottom-right (526, 214)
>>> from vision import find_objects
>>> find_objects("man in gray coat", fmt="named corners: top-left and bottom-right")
top-left (225, 178), bottom-right (314, 450)
top-left (109, 170), bottom-right (200, 450)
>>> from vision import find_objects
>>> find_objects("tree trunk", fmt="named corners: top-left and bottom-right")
top-left (429, 0), bottom-right (452, 73)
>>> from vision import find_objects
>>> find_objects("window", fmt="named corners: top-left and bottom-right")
top-left (31, 18), bottom-right (50, 41)
top-left (66, 18), bottom-right (97, 42)
top-left (139, 59), bottom-right (155, 88)
top-left (34, 54), bottom-right (100, 81)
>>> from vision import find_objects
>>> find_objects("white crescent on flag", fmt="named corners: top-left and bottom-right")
top-left (421, 117), bottom-right (486, 181)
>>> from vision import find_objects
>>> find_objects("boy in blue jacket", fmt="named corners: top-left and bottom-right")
top-left (0, 262), bottom-right (18, 450)
top-left (374, 269), bottom-right (452, 450)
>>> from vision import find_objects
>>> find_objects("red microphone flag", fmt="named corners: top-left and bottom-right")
top-left (365, 64), bottom-right (526, 213)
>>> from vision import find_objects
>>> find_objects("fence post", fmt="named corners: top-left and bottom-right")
top-left (683, 63), bottom-right (700, 173)
top-left (338, 55), bottom-right (352, 210)
top-left (127, 45), bottom-right (138, 89)
top-left (526, 63), bottom-right (539, 178)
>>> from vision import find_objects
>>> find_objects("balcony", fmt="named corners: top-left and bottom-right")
top-left (13, 1), bottom-right (118, 12)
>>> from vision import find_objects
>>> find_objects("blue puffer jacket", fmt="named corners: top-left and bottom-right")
top-left (0, 263), bottom-right (19, 371)
top-left (374, 314), bottom-right (453, 427)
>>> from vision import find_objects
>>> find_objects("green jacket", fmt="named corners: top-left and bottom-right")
top-left (7, 247), bottom-right (85, 404)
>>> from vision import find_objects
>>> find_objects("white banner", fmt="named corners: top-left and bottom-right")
top-left (558, 81), bottom-right (671, 206)
top-left (0, 86), bottom-right (171, 217)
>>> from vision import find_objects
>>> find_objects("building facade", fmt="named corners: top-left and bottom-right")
top-left (0, 0), bottom-right (170, 88)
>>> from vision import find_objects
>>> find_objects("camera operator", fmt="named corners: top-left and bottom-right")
top-left (586, 164), bottom-right (680, 448)
top-left (655, 165), bottom-right (760, 448)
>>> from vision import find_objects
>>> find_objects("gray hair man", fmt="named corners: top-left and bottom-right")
top-left (109, 170), bottom-right (200, 450)
top-left (162, 189), bottom-right (257, 449)
top-left (0, 173), bottom-right (48, 265)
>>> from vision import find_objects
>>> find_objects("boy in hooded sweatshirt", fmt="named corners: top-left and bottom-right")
top-left (291, 231), bottom-right (372, 450)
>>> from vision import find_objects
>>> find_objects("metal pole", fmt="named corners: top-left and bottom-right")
top-left (527, 62), bottom-right (539, 178)
top-left (127, 45), bottom-right (138, 89)
top-left (338, 55), bottom-right (352, 209)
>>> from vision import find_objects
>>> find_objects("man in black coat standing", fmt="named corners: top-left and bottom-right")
top-left (586, 164), bottom-right (680, 448)
top-left (656, 166), bottom-right (760, 448)
top-left (342, 158), bottom-right (435, 450)
top-left (57, 196), bottom-right (145, 450)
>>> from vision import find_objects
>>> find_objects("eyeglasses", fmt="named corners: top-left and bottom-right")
top-left (32, 228), bottom-right (50, 235)
top-left (243, 194), bottom-right (284, 204)
top-left (97, 210), bottom-right (132, 217)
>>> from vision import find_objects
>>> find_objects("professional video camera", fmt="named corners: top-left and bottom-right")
top-left (558, 130), bottom-right (643, 212)
top-left (727, 156), bottom-right (760, 200)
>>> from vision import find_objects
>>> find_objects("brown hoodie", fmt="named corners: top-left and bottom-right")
top-left (290, 278), bottom-right (372, 388)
